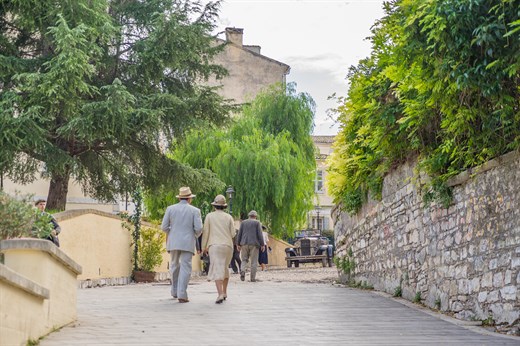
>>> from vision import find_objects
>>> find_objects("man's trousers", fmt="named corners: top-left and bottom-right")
top-left (169, 250), bottom-right (193, 299)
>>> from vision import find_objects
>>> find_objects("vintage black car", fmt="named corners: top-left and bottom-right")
top-left (285, 230), bottom-right (334, 268)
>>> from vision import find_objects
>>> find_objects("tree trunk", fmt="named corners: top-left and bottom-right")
top-left (46, 170), bottom-right (70, 211)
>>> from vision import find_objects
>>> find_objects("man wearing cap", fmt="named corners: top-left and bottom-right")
top-left (236, 210), bottom-right (265, 282)
top-left (161, 187), bottom-right (203, 303)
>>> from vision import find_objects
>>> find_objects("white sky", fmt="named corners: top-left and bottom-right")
top-left (211, 0), bottom-right (386, 135)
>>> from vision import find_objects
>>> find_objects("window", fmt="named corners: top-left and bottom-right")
top-left (323, 217), bottom-right (329, 230)
top-left (312, 216), bottom-right (323, 230)
top-left (315, 169), bottom-right (324, 193)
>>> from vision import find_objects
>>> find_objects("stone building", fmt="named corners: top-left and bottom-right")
top-left (308, 135), bottom-right (335, 234)
top-left (207, 27), bottom-right (290, 105)
top-left (3, 27), bottom-right (291, 211)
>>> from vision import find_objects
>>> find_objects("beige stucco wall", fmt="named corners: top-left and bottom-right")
top-left (0, 239), bottom-right (82, 346)
top-left (266, 235), bottom-right (292, 267)
top-left (55, 210), bottom-right (202, 285)
top-left (58, 211), bottom-right (133, 280)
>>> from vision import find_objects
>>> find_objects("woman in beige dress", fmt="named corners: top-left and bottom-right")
top-left (202, 194), bottom-right (236, 304)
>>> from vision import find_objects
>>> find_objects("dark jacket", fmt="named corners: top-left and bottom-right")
top-left (237, 218), bottom-right (264, 247)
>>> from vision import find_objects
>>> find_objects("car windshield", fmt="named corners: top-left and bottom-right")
top-left (294, 230), bottom-right (320, 238)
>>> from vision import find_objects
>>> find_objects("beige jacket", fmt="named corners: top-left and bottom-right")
top-left (202, 210), bottom-right (236, 250)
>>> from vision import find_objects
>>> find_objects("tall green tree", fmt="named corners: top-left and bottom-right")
top-left (157, 83), bottom-right (316, 237)
top-left (328, 0), bottom-right (520, 213)
top-left (0, 0), bottom-right (231, 209)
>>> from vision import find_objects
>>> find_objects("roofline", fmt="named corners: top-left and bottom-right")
top-left (312, 135), bottom-right (335, 144)
top-left (215, 38), bottom-right (290, 75)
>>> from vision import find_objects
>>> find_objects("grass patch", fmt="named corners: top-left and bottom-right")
top-left (393, 285), bottom-right (402, 297)
top-left (434, 298), bottom-right (441, 310)
top-left (347, 280), bottom-right (374, 290)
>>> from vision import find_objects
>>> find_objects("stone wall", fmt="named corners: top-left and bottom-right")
top-left (333, 151), bottom-right (520, 326)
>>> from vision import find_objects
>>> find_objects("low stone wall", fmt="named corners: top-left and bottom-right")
top-left (333, 151), bottom-right (520, 326)
top-left (0, 239), bottom-right (82, 345)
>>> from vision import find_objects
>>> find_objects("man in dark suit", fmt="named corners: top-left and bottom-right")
top-left (236, 210), bottom-right (265, 282)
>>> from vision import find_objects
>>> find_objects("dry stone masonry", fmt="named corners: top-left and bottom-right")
top-left (333, 151), bottom-right (519, 328)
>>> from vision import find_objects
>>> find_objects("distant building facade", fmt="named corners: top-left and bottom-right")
top-left (3, 27), bottom-right (291, 211)
top-left (308, 135), bottom-right (335, 234)
top-left (208, 27), bottom-right (290, 105)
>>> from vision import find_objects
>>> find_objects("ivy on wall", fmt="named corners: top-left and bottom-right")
top-left (328, 0), bottom-right (520, 213)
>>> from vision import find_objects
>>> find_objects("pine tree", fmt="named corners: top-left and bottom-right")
top-left (0, 0), bottom-right (231, 209)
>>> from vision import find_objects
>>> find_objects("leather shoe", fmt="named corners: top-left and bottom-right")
top-left (178, 298), bottom-right (190, 303)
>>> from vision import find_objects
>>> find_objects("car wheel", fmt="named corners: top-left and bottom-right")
top-left (287, 260), bottom-right (292, 268)
top-left (294, 261), bottom-right (299, 268)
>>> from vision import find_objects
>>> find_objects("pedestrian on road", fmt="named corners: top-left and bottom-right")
top-left (258, 225), bottom-right (270, 271)
top-left (161, 187), bottom-right (202, 303)
top-left (201, 194), bottom-right (236, 304)
top-left (237, 210), bottom-right (265, 282)
top-left (196, 235), bottom-right (210, 276)
top-left (229, 234), bottom-right (241, 274)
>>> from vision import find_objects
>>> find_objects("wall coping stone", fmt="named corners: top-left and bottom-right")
top-left (0, 263), bottom-right (50, 299)
top-left (447, 150), bottom-right (519, 187)
top-left (331, 150), bottom-right (520, 219)
top-left (54, 208), bottom-right (121, 222)
top-left (54, 208), bottom-right (160, 228)
top-left (0, 239), bottom-right (82, 275)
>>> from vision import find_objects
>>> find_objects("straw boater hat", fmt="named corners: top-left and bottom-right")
top-left (210, 194), bottom-right (227, 207)
top-left (176, 187), bottom-right (196, 199)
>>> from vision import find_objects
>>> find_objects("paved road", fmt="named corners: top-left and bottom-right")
top-left (41, 270), bottom-right (519, 346)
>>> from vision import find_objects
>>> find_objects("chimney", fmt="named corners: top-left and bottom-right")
top-left (225, 27), bottom-right (243, 47)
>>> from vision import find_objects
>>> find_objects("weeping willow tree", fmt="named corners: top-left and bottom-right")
top-left (147, 83), bottom-right (316, 237)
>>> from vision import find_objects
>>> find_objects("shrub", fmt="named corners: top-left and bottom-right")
top-left (0, 192), bottom-right (53, 240)
top-left (335, 248), bottom-right (356, 275)
top-left (137, 226), bottom-right (165, 272)
top-left (328, 1), bottom-right (520, 213)
top-left (120, 211), bottom-right (165, 272)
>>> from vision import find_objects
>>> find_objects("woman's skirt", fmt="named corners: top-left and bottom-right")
top-left (258, 247), bottom-right (268, 265)
top-left (208, 244), bottom-right (233, 281)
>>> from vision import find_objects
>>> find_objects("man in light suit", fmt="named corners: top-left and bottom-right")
top-left (161, 187), bottom-right (202, 303)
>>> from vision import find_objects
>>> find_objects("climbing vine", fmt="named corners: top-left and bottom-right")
top-left (328, 0), bottom-right (520, 213)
